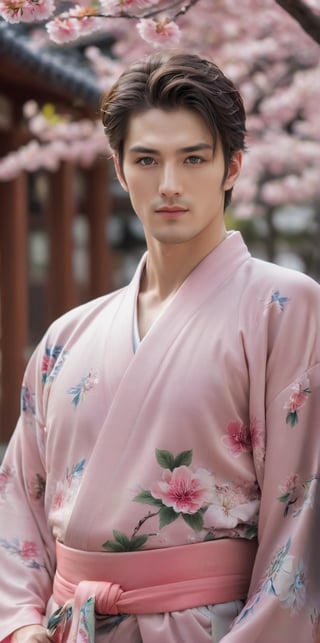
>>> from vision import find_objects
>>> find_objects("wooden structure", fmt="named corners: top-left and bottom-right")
top-left (0, 24), bottom-right (114, 443)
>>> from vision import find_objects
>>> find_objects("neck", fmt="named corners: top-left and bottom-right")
top-left (141, 228), bottom-right (227, 301)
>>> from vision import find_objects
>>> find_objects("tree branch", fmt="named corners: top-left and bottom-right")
top-left (92, 0), bottom-right (201, 21)
top-left (275, 0), bottom-right (320, 44)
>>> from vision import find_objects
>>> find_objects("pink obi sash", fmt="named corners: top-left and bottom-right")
top-left (49, 538), bottom-right (257, 641)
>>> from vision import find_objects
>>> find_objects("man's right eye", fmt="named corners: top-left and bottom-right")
top-left (136, 157), bottom-right (155, 166)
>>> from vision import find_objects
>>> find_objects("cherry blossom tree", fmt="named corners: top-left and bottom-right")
top-left (0, 0), bottom-right (319, 270)
top-left (0, 0), bottom-right (319, 45)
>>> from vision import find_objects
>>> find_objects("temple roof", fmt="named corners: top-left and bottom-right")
top-left (0, 20), bottom-right (113, 114)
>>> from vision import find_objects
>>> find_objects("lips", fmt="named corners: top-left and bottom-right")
top-left (155, 206), bottom-right (188, 217)
top-left (156, 206), bottom-right (188, 213)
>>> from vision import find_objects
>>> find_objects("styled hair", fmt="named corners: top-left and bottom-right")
top-left (101, 51), bottom-right (246, 209)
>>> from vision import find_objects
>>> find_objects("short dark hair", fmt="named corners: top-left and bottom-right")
top-left (101, 51), bottom-right (246, 209)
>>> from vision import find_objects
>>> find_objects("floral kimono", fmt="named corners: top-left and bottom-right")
top-left (0, 231), bottom-right (319, 642)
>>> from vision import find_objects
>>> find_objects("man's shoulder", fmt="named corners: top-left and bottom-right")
top-left (248, 256), bottom-right (320, 301)
top-left (43, 286), bottom-right (126, 342)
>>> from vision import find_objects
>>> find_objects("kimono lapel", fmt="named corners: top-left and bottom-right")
top-left (65, 232), bottom-right (250, 547)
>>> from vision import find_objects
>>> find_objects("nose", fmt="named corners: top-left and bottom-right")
top-left (158, 163), bottom-right (182, 198)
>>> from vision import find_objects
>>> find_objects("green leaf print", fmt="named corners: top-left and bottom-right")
top-left (155, 449), bottom-right (176, 470)
top-left (286, 410), bottom-right (299, 427)
top-left (133, 490), bottom-right (163, 506)
top-left (155, 448), bottom-right (193, 471)
top-left (129, 535), bottom-right (149, 550)
top-left (102, 530), bottom-right (148, 552)
top-left (244, 525), bottom-right (258, 539)
top-left (173, 450), bottom-right (193, 468)
top-left (182, 511), bottom-right (204, 532)
top-left (159, 506), bottom-right (180, 528)
top-left (278, 493), bottom-right (291, 503)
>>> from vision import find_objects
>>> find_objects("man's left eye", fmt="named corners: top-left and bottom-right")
top-left (186, 156), bottom-right (203, 164)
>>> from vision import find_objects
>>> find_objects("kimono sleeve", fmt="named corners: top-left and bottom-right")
top-left (223, 276), bottom-right (320, 642)
top-left (0, 334), bottom-right (55, 639)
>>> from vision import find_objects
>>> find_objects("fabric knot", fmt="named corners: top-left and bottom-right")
top-left (74, 579), bottom-right (123, 616)
top-left (94, 580), bottom-right (124, 615)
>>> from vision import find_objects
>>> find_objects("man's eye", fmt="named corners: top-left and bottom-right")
top-left (186, 156), bottom-right (203, 164)
top-left (136, 157), bottom-right (155, 166)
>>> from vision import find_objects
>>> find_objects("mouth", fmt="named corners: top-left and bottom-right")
top-left (155, 206), bottom-right (188, 218)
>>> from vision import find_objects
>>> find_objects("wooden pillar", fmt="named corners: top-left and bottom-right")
top-left (0, 174), bottom-right (28, 443)
top-left (47, 162), bottom-right (76, 322)
top-left (86, 160), bottom-right (113, 297)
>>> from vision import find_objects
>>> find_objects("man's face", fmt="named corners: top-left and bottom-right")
top-left (114, 108), bottom-right (241, 250)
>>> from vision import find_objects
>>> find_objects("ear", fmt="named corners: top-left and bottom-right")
top-left (224, 150), bottom-right (243, 190)
top-left (113, 154), bottom-right (128, 193)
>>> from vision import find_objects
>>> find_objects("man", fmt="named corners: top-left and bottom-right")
top-left (0, 52), bottom-right (319, 643)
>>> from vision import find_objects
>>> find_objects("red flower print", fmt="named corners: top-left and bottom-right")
top-left (222, 421), bottom-right (252, 456)
top-left (41, 354), bottom-right (50, 373)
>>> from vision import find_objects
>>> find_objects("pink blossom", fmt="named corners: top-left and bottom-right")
top-left (20, 540), bottom-right (38, 560)
top-left (23, 0), bottom-right (55, 22)
top-left (0, 0), bottom-right (54, 22)
top-left (46, 14), bottom-right (80, 43)
top-left (69, 5), bottom-right (104, 36)
top-left (151, 465), bottom-right (213, 514)
top-left (222, 421), bottom-right (252, 456)
top-left (0, 0), bottom-right (28, 23)
top-left (137, 17), bottom-right (181, 48)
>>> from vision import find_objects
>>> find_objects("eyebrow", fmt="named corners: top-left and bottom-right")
top-left (128, 143), bottom-right (213, 154)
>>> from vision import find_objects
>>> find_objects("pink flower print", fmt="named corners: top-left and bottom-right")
top-left (222, 421), bottom-right (252, 456)
top-left (52, 482), bottom-right (66, 510)
top-left (150, 466), bottom-right (213, 514)
top-left (285, 378), bottom-right (311, 426)
top-left (278, 474), bottom-right (300, 497)
top-left (20, 540), bottom-right (38, 560)
top-left (0, 538), bottom-right (43, 569)
top-left (277, 474), bottom-right (300, 516)
top-left (0, 465), bottom-right (14, 498)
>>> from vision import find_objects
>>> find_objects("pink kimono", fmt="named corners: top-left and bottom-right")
top-left (0, 231), bottom-right (319, 642)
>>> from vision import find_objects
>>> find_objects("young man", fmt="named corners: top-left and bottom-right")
top-left (0, 52), bottom-right (319, 643)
